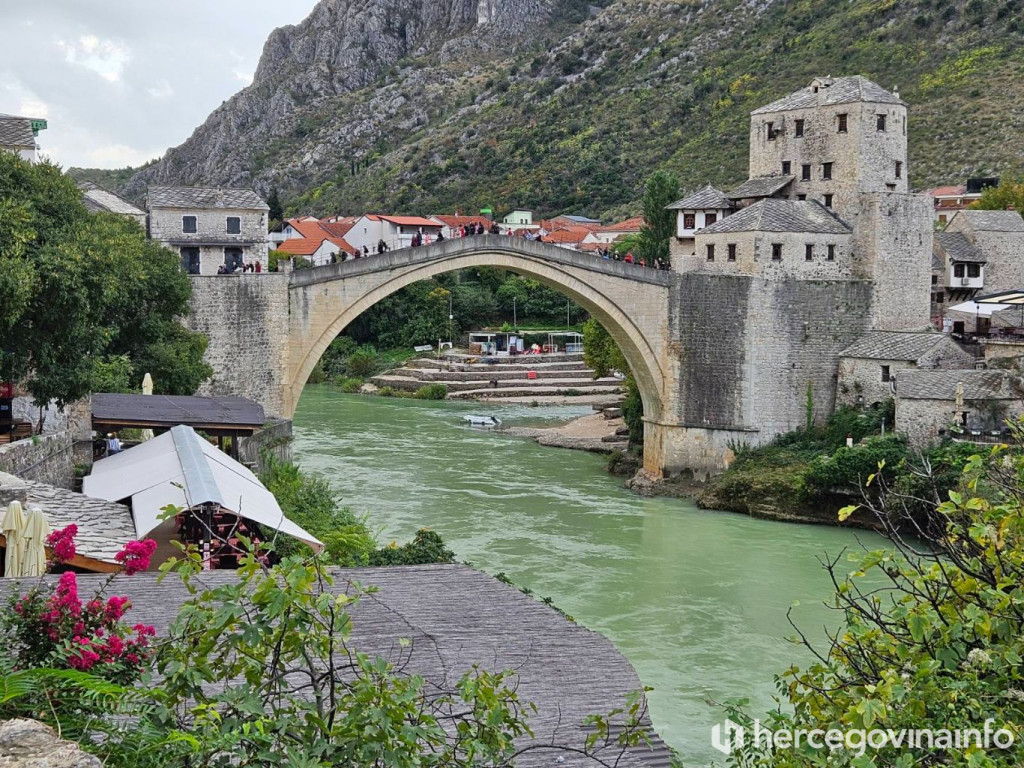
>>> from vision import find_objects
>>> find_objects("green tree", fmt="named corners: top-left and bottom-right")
top-left (633, 170), bottom-right (680, 265)
top-left (0, 153), bottom-right (210, 405)
top-left (266, 186), bottom-right (284, 224)
top-left (971, 178), bottom-right (1024, 217)
top-left (583, 319), bottom-right (643, 445)
top-left (724, 431), bottom-right (1024, 767)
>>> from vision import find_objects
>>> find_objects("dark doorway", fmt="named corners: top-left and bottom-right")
top-left (180, 247), bottom-right (201, 275)
top-left (224, 247), bottom-right (244, 271)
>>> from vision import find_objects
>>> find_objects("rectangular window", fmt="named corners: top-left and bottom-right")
top-left (837, 113), bottom-right (848, 133)
top-left (797, 194), bottom-right (807, 201)
top-left (782, 161), bottom-right (791, 175)
top-left (801, 164), bottom-right (811, 181)
top-left (895, 160), bottom-right (902, 178)
top-left (224, 247), bottom-right (244, 271)
top-left (706, 244), bottom-right (715, 262)
top-left (936, 292), bottom-right (944, 303)
top-left (822, 162), bottom-right (833, 180)
top-left (683, 213), bottom-right (695, 229)
top-left (794, 119), bottom-right (804, 137)
top-left (954, 264), bottom-right (965, 277)
top-left (805, 244), bottom-right (814, 261)
top-left (967, 264), bottom-right (981, 278)
top-left (766, 121), bottom-right (775, 140)
top-left (180, 247), bottom-right (201, 275)
top-left (226, 216), bottom-right (241, 234)
top-left (827, 244), bottom-right (836, 261)
top-left (182, 215), bottom-right (197, 234)
top-left (824, 194), bottom-right (834, 208)
top-left (931, 274), bottom-right (938, 285)
top-left (771, 243), bottom-right (783, 261)
top-left (727, 243), bottom-right (737, 262)
top-left (705, 213), bottom-right (717, 226)
top-left (877, 114), bottom-right (886, 131)
top-left (881, 365), bottom-right (891, 382)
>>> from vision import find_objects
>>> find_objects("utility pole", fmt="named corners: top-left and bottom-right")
top-left (448, 292), bottom-right (454, 346)
top-left (513, 296), bottom-right (517, 329)
top-left (566, 298), bottom-right (570, 329)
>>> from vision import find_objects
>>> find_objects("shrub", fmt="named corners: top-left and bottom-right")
top-left (335, 376), bottom-right (364, 393)
top-left (801, 434), bottom-right (909, 496)
top-left (561, 388), bottom-right (583, 397)
top-left (345, 345), bottom-right (382, 378)
top-left (414, 383), bottom-right (448, 400)
top-left (369, 529), bottom-right (456, 566)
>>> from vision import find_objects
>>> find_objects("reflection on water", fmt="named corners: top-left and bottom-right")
top-left (293, 388), bottom-right (887, 766)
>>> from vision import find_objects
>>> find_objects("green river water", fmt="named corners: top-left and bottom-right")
top-left (293, 387), bottom-right (888, 766)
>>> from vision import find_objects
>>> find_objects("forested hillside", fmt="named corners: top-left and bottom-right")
top-left (104, 0), bottom-right (1024, 221)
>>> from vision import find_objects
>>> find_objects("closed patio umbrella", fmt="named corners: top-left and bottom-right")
top-left (21, 507), bottom-right (50, 577)
top-left (2, 501), bottom-right (26, 578)
top-left (140, 373), bottom-right (155, 442)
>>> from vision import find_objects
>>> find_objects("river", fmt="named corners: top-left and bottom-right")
top-left (293, 387), bottom-right (888, 766)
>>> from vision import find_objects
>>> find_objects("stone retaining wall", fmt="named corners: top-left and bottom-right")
top-left (238, 418), bottom-right (293, 469)
top-left (0, 431), bottom-right (74, 489)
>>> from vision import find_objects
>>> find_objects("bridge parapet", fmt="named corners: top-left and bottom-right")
top-left (289, 235), bottom-right (672, 288)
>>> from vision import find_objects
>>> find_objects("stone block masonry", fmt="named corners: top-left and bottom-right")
top-left (0, 431), bottom-right (74, 489)
top-left (185, 274), bottom-right (291, 418)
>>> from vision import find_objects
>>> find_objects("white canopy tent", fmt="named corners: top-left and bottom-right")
top-left (947, 300), bottom-right (1012, 317)
top-left (83, 425), bottom-right (322, 551)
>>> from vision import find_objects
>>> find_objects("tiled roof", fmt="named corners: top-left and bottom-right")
top-left (727, 176), bottom-right (794, 199)
top-left (598, 216), bottom-right (645, 232)
top-left (751, 76), bottom-right (903, 115)
top-left (285, 218), bottom-right (357, 253)
top-left (896, 369), bottom-right (1020, 401)
top-left (840, 331), bottom-right (955, 361)
top-left (699, 199), bottom-right (851, 235)
top-left (667, 185), bottom-right (735, 211)
top-left (78, 181), bottom-right (146, 217)
top-left (147, 186), bottom-right (269, 211)
top-left (955, 210), bottom-right (1024, 232)
top-left (929, 185), bottom-right (967, 198)
top-left (562, 214), bottom-right (602, 224)
top-left (2, 565), bottom-right (674, 768)
top-left (379, 215), bottom-right (442, 227)
top-left (431, 214), bottom-right (492, 228)
top-left (542, 227), bottom-right (592, 244)
top-left (934, 232), bottom-right (986, 264)
top-left (277, 237), bottom-right (328, 255)
top-left (0, 471), bottom-right (136, 565)
top-left (0, 114), bottom-right (37, 148)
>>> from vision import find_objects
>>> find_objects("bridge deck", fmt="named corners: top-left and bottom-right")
top-left (288, 234), bottom-right (673, 287)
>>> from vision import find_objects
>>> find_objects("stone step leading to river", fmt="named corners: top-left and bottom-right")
top-left (385, 367), bottom-right (608, 383)
top-left (371, 373), bottom-right (623, 396)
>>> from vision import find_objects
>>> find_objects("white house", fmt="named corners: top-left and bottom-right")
top-left (593, 216), bottom-right (644, 244)
top-left (502, 209), bottom-right (536, 228)
top-left (666, 185), bottom-right (735, 258)
top-left (0, 114), bottom-right (46, 162)
top-left (429, 214), bottom-right (493, 239)
top-left (345, 215), bottom-right (444, 253)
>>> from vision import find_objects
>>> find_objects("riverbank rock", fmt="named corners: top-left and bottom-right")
top-left (360, 382), bottom-right (379, 394)
top-left (0, 719), bottom-right (102, 767)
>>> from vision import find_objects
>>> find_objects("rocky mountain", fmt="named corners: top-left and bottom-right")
top-left (122, 0), bottom-right (1024, 219)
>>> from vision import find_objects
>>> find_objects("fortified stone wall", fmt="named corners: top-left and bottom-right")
top-left (238, 418), bottom-right (293, 469)
top-left (686, 230), bottom-right (852, 280)
top-left (185, 274), bottom-right (291, 418)
top-left (0, 431), bottom-right (74, 489)
top-left (897, 397), bottom-right (1024, 448)
top-left (667, 274), bottom-right (874, 476)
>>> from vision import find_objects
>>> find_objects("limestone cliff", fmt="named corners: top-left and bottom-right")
top-left (123, 0), bottom-right (555, 199)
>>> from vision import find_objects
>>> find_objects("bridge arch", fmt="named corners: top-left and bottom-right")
top-left (285, 237), bottom-right (671, 427)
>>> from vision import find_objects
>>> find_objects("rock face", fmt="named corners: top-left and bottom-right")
top-left (124, 0), bottom-right (555, 199)
top-left (0, 719), bottom-right (102, 768)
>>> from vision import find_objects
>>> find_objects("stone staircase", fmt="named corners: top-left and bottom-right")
top-left (371, 354), bottom-right (625, 399)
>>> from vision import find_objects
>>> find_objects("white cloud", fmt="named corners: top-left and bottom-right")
top-left (55, 34), bottom-right (131, 83)
top-left (6, 1), bottom-right (320, 169)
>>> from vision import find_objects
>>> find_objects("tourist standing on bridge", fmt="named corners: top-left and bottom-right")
top-left (624, 252), bottom-right (634, 264)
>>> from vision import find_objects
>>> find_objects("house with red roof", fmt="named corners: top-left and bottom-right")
top-left (274, 216), bottom-right (358, 265)
top-left (593, 216), bottom-right (645, 244)
top-left (429, 214), bottom-right (494, 239)
top-left (541, 226), bottom-right (599, 251)
top-left (345, 214), bottom-right (444, 254)
top-left (928, 180), bottom-right (999, 225)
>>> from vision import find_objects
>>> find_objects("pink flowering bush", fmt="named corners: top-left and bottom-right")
top-left (1, 530), bottom-right (158, 685)
top-left (46, 524), bottom-right (78, 567)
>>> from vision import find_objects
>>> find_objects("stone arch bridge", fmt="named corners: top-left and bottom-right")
top-left (187, 235), bottom-right (874, 478)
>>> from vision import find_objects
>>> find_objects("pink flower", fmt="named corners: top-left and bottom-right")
top-left (114, 539), bottom-right (157, 575)
top-left (46, 525), bottom-right (78, 566)
top-left (104, 595), bottom-right (131, 621)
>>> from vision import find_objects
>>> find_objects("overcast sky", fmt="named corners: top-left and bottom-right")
top-left (1, 1), bottom-right (319, 169)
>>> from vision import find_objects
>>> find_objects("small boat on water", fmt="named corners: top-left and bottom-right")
top-left (463, 414), bottom-right (502, 428)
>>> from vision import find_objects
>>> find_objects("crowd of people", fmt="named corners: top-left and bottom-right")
top-left (217, 261), bottom-right (262, 274)
top-left (594, 248), bottom-right (670, 270)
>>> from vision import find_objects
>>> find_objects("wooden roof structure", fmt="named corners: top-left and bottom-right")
top-left (91, 394), bottom-right (265, 436)
top-left (2, 565), bottom-right (672, 766)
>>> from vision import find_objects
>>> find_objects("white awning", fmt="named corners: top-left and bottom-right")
top-left (947, 301), bottom-right (1012, 317)
top-left (83, 425), bottom-right (322, 550)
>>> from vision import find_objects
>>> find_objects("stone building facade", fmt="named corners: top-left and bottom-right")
top-left (837, 331), bottom-right (975, 408)
top-left (943, 210), bottom-right (1024, 295)
top-left (147, 186), bottom-right (269, 275)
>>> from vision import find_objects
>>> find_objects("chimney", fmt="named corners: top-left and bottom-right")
top-left (893, 85), bottom-right (900, 99)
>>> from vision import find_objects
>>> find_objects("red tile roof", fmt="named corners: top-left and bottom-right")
top-left (431, 214), bottom-right (493, 228)
top-left (542, 227), bottom-right (592, 244)
top-left (929, 185), bottom-right (968, 197)
top-left (283, 217), bottom-right (357, 254)
top-left (598, 216), bottom-right (645, 232)
top-left (379, 215), bottom-right (442, 227)
top-left (277, 237), bottom-right (328, 255)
